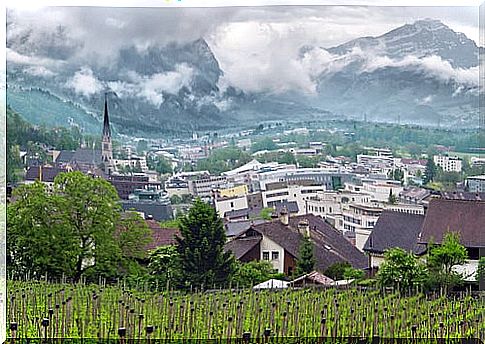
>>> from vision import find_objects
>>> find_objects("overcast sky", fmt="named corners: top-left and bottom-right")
top-left (6, 6), bottom-right (479, 95)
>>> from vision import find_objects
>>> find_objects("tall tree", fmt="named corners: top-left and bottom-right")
top-left (176, 198), bottom-right (235, 289)
top-left (7, 171), bottom-right (150, 282)
top-left (53, 172), bottom-right (123, 281)
top-left (7, 182), bottom-right (77, 279)
top-left (295, 236), bottom-right (315, 277)
top-left (424, 158), bottom-right (437, 184)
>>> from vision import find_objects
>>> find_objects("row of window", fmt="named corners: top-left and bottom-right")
top-left (307, 205), bottom-right (333, 214)
top-left (262, 251), bottom-right (280, 261)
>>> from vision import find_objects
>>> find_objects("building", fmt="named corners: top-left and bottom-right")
top-left (144, 219), bottom-right (180, 251)
top-left (363, 211), bottom-right (425, 270)
top-left (433, 155), bottom-right (463, 173)
top-left (188, 175), bottom-right (228, 201)
top-left (24, 165), bottom-right (69, 186)
top-left (109, 174), bottom-right (162, 200)
top-left (225, 213), bottom-right (367, 275)
top-left (466, 175), bottom-right (485, 193)
top-left (342, 203), bottom-right (383, 251)
top-left (215, 194), bottom-right (249, 218)
top-left (101, 95), bottom-right (114, 174)
top-left (261, 181), bottom-right (325, 215)
top-left (418, 198), bottom-right (485, 288)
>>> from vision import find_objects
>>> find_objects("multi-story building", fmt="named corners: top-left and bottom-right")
top-left (261, 181), bottom-right (325, 215)
top-left (466, 175), bottom-right (485, 193)
top-left (109, 173), bottom-right (162, 200)
top-left (433, 155), bottom-right (463, 172)
top-left (342, 203), bottom-right (383, 251)
top-left (188, 175), bottom-right (228, 201)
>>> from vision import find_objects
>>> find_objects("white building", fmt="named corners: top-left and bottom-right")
top-left (262, 182), bottom-right (325, 215)
top-left (214, 194), bottom-right (249, 218)
top-left (466, 175), bottom-right (485, 193)
top-left (433, 155), bottom-right (463, 173)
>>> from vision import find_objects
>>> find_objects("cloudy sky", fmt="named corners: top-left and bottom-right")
top-left (6, 6), bottom-right (479, 96)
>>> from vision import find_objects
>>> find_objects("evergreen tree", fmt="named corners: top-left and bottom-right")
top-left (176, 198), bottom-right (235, 289)
top-left (424, 158), bottom-right (437, 184)
top-left (295, 236), bottom-right (315, 277)
top-left (388, 189), bottom-right (398, 204)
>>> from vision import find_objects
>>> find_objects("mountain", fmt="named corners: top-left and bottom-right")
top-left (300, 18), bottom-right (479, 126)
top-left (6, 17), bottom-right (479, 135)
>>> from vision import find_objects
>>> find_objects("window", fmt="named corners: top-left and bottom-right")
top-left (263, 251), bottom-right (270, 260)
top-left (272, 251), bottom-right (279, 260)
top-left (230, 201), bottom-right (234, 208)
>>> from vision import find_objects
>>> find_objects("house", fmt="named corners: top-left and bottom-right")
top-left (363, 210), bottom-right (425, 270)
top-left (144, 219), bottom-right (180, 251)
top-left (253, 279), bottom-right (289, 290)
top-left (418, 198), bottom-right (485, 288)
top-left (24, 165), bottom-right (68, 186)
top-left (290, 271), bottom-right (334, 287)
top-left (225, 211), bottom-right (367, 276)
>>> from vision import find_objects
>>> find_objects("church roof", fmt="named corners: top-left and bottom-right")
top-left (103, 95), bottom-right (111, 137)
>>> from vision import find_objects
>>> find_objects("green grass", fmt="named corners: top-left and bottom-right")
top-left (6, 281), bottom-right (485, 340)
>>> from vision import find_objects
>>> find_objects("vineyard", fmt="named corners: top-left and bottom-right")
top-left (6, 281), bottom-right (485, 342)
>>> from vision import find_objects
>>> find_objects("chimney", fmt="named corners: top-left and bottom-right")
top-left (279, 206), bottom-right (289, 225)
top-left (297, 219), bottom-right (310, 237)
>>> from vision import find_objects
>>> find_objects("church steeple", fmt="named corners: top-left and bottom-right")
top-left (101, 93), bottom-right (114, 174)
top-left (103, 94), bottom-right (111, 138)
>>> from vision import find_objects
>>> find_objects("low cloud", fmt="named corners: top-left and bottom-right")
top-left (66, 67), bottom-right (104, 97)
top-left (362, 54), bottom-right (478, 86)
top-left (25, 66), bottom-right (56, 77)
top-left (108, 64), bottom-right (194, 107)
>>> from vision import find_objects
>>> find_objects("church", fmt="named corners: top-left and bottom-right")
top-left (54, 95), bottom-right (114, 176)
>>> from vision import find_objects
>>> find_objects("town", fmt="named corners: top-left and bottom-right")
top-left (7, 95), bottom-right (485, 291)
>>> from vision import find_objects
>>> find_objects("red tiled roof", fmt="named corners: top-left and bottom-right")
top-left (419, 198), bottom-right (485, 248)
top-left (145, 220), bottom-right (180, 251)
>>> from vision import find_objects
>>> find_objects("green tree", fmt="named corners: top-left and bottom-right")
top-left (176, 199), bottom-right (236, 289)
top-left (377, 248), bottom-right (427, 291)
top-left (115, 212), bottom-right (152, 275)
top-left (258, 208), bottom-right (273, 220)
top-left (7, 171), bottom-right (150, 282)
top-left (170, 195), bottom-right (182, 205)
top-left (427, 232), bottom-right (468, 294)
top-left (295, 236), bottom-right (315, 277)
top-left (424, 158), bottom-right (437, 184)
top-left (343, 267), bottom-right (365, 280)
top-left (147, 245), bottom-right (181, 290)
top-left (477, 257), bottom-right (485, 284)
top-left (251, 137), bottom-right (277, 153)
top-left (388, 189), bottom-right (398, 205)
top-left (149, 156), bottom-right (173, 175)
top-left (7, 182), bottom-right (77, 279)
top-left (232, 261), bottom-right (284, 288)
top-left (52, 172), bottom-right (123, 281)
top-left (324, 262), bottom-right (351, 280)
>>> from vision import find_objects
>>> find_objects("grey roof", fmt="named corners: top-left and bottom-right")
top-left (440, 191), bottom-right (485, 201)
top-left (121, 201), bottom-right (173, 221)
top-left (225, 219), bottom-right (266, 237)
top-left (55, 150), bottom-right (76, 163)
top-left (363, 210), bottom-right (425, 255)
top-left (224, 236), bottom-right (261, 259)
top-left (25, 166), bottom-right (67, 182)
top-left (56, 149), bottom-right (102, 166)
top-left (273, 201), bottom-right (299, 214)
top-left (251, 214), bottom-right (367, 270)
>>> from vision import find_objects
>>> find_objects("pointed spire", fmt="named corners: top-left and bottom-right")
top-left (103, 93), bottom-right (111, 137)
